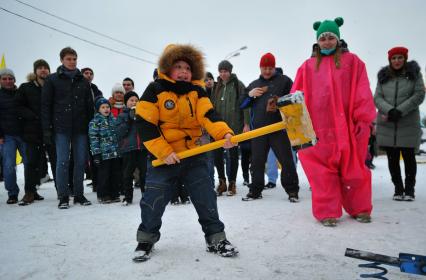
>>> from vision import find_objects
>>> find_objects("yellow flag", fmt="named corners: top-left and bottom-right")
top-left (0, 54), bottom-right (5, 69)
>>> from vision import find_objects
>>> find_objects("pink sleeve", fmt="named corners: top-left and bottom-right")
top-left (352, 58), bottom-right (376, 124)
top-left (291, 63), bottom-right (306, 93)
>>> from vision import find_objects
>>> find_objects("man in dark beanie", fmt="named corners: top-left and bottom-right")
top-left (218, 60), bottom-right (233, 73)
top-left (204, 72), bottom-right (215, 97)
top-left (16, 59), bottom-right (56, 205)
top-left (33, 59), bottom-right (50, 73)
top-left (211, 60), bottom-right (250, 196)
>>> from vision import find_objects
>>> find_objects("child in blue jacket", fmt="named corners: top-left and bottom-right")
top-left (88, 98), bottom-right (121, 203)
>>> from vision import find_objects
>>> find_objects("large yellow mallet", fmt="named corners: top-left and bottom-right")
top-left (152, 91), bottom-right (316, 167)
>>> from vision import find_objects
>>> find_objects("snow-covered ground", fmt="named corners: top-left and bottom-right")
top-left (0, 155), bottom-right (425, 280)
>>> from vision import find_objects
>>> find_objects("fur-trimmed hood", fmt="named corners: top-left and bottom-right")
top-left (378, 60), bottom-right (421, 84)
top-left (158, 44), bottom-right (205, 81)
top-left (26, 73), bottom-right (37, 82)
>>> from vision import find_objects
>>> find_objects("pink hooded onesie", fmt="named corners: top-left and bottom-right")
top-left (291, 51), bottom-right (376, 220)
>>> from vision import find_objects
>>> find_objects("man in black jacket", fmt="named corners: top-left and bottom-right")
top-left (81, 67), bottom-right (103, 190)
top-left (240, 53), bottom-right (300, 202)
top-left (16, 59), bottom-right (56, 205)
top-left (42, 47), bottom-right (94, 209)
top-left (0, 68), bottom-right (27, 204)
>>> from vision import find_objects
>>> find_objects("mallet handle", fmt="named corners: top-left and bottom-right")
top-left (152, 122), bottom-right (285, 167)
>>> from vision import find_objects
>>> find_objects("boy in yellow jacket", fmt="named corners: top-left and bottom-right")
top-left (133, 44), bottom-right (238, 262)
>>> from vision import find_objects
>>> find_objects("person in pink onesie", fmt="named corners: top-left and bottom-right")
top-left (291, 17), bottom-right (376, 227)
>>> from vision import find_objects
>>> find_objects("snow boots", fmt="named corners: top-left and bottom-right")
top-left (321, 218), bottom-right (337, 227)
top-left (227, 182), bottom-right (236, 196)
top-left (354, 213), bottom-right (372, 223)
top-left (216, 179), bottom-right (227, 196)
top-left (206, 239), bottom-right (239, 257)
top-left (18, 192), bottom-right (35, 206)
top-left (133, 242), bottom-right (154, 262)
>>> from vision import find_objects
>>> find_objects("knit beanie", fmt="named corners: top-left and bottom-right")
top-left (33, 59), bottom-right (50, 73)
top-left (0, 68), bottom-right (15, 79)
top-left (313, 17), bottom-right (344, 40)
top-left (259, 53), bottom-right (276, 68)
top-left (205, 72), bottom-right (214, 80)
top-left (95, 97), bottom-right (110, 111)
top-left (81, 67), bottom-right (93, 75)
top-left (111, 83), bottom-right (125, 95)
top-left (388, 46), bottom-right (408, 60)
top-left (218, 60), bottom-right (233, 73)
top-left (124, 91), bottom-right (139, 105)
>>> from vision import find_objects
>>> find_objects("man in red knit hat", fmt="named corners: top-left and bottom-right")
top-left (239, 53), bottom-right (300, 202)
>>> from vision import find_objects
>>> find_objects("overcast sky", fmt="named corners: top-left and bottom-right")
top-left (1, 0), bottom-right (425, 111)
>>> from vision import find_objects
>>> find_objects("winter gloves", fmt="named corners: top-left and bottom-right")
top-left (387, 108), bottom-right (402, 122)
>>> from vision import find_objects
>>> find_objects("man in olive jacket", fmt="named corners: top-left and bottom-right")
top-left (210, 60), bottom-right (250, 196)
top-left (42, 47), bottom-right (94, 209)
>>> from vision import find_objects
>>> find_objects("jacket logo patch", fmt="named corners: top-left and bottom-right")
top-left (164, 100), bottom-right (175, 110)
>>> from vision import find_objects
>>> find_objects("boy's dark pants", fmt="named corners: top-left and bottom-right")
top-left (122, 149), bottom-right (147, 202)
top-left (137, 154), bottom-right (226, 245)
top-left (96, 158), bottom-right (121, 199)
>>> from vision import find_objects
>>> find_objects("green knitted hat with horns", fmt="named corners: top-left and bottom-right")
top-left (313, 17), bottom-right (344, 40)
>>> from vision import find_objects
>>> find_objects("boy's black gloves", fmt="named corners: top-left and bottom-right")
top-left (387, 108), bottom-right (402, 122)
top-left (93, 154), bottom-right (102, 166)
top-left (43, 130), bottom-right (52, 146)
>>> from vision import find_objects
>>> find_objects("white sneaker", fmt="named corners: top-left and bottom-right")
top-left (40, 174), bottom-right (51, 184)
top-left (404, 195), bottom-right (415, 201)
top-left (393, 194), bottom-right (404, 201)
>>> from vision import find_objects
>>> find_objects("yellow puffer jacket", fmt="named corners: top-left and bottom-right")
top-left (136, 72), bottom-right (233, 160)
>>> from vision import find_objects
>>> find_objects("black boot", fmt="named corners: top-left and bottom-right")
top-left (58, 196), bottom-right (70, 209)
top-left (133, 242), bottom-right (154, 262)
top-left (206, 239), bottom-right (238, 257)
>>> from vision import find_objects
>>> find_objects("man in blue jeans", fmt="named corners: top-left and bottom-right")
top-left (0, 68), bottom-right (28, 204)
top-left (42, 47), bottom-right (94, 209)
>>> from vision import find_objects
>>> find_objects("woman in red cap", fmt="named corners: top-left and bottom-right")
top-left (291, 17), bottom-right (376, 226)
top-left (374, 46), bottom-right (425, 202)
